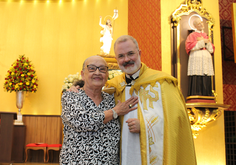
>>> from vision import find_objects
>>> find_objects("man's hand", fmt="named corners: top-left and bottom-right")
top-left (66, 85), bottom-right (80, 93)
top-left (126, 118), bottom-right (140, 133)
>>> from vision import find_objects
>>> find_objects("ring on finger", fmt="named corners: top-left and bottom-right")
top-left (129, 104), bottom-right (132, 108)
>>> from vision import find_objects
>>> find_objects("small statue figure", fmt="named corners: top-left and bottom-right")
top-left (99, 17), bottom-right (113, 55)
top-left (99, 9), bottom-right (118, 55)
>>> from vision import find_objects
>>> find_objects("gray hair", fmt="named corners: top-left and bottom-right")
top-left (114, 35), bottom-right (139, 51)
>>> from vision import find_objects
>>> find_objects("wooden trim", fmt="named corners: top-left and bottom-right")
top-left (22, 115), bottom-right (62, 163)
top-left (23, 115), bottom-right (61, 117)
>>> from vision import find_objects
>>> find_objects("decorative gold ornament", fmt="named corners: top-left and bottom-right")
top-left (186, 103), bottom-right (230, 138)
top-left (102, 87), bottom-right (115, 95)
top-left (172, 0), bottom-right (214, 38)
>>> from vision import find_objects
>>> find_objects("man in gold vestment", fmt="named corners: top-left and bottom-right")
top-left (105, 35), bottom-right (197, 165)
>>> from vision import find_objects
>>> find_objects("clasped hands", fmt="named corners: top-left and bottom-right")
top-left (197, 36), bottom-right (210, 44)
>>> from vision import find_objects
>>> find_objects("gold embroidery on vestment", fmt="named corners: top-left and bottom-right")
top-left (120, 81), bottom-right (126, 87)
top-left (146, 116), bottom-right (159, 141)
top-left (149, 137), bottom-right (158, 164)
top-left (139, 86), bottom-right (159, 110)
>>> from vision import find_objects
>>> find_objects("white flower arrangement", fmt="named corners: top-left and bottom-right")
top-left (62, 72), bottom-right (81, 91)
top-left (62, 70), bottom-right (122, 92)
top-left (108, 70), bottom-right (123, 80)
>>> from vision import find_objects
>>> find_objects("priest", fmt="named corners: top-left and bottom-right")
top-left (105, 35), bottom-right (197, 165)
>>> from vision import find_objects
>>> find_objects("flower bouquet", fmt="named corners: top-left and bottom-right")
top-left (62, 72), bottom-right (82, 92)
top-left (3, 54), bottom-right (38, 93)
top-left (3, 54), bottom-right (38, 125)
top-left (108, 70), bottom-right (123, 80)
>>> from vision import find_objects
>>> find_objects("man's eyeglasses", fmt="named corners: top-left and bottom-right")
top-left (85, 65), bottom-right (108, 73)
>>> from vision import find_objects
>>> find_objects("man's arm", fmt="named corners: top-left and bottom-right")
top-left (67, 85), bottom-right (80, 93)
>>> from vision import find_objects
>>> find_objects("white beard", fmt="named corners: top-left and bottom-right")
top-left (119, 62), bottom-right (141, 75)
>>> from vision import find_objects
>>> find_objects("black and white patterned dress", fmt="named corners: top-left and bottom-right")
top-left (60, 90), bottom-right (120, 165)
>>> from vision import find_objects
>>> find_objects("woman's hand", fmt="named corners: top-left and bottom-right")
top-left (113, 96), bottom-right (139, 116)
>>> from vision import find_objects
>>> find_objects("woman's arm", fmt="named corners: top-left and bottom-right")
top-left (103, 96), bottom-right (139, 124)
top-left (61, 92), bottom-right (105, 132)
top-left (61, 92), bottom-right (138, 129)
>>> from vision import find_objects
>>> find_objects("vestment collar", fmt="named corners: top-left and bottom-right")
top-left (105, 63), bottom-right (178, 96)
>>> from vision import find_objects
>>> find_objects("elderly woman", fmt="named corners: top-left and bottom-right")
top-left (60, 56), bottom-right (138, 165)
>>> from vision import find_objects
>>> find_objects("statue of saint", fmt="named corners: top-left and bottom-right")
top-left (99, 9), bottom-right (118, 55)
top-left (185, 17), bottom-right (215, 96)
top-left (99, 17), bottom-right (113, 55)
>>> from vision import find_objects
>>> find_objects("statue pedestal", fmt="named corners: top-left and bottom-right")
top-left (186, 101), bottom-right (230, 138)
top-left (186, 95), bottom-right (216, 103)
top-left (14, 112), bottom-right (24, 125)
top-left (97, 54), bottom-right (120, 69)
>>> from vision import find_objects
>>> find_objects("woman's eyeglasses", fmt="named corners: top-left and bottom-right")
top-left (85, 65), bottom-right (108, 73)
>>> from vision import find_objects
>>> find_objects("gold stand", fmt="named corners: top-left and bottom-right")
top-left (186, 102), bottom-right (230, 138)
top-left (97, 54), bottom-right (119, 69)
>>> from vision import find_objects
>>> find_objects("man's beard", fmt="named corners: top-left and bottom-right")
top-left (119, 61), bottom-right (140, 74)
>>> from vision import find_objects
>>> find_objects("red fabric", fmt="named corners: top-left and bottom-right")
top-left (26, 143), bottom-right (48, 147)
top-left (48, 144), bottom-right (62, 147)
top-left (185, 32), bottom-right (215, 55)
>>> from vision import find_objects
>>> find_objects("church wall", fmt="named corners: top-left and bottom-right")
top-left (0, 0), bottom-right (229, 164)
top-left (219, 0), bottom-right (236, 111)
top-left (0, 0), bottom-right (128, 115)
top-left (161, 0), bottom-right (225, 164)
top-left (128, 0), bottom-right (161, 70)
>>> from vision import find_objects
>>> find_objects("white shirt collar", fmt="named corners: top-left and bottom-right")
top-left (195, 30), bottom-right (203, 33)
top-left (126, 69), bottom-right (140, 80)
